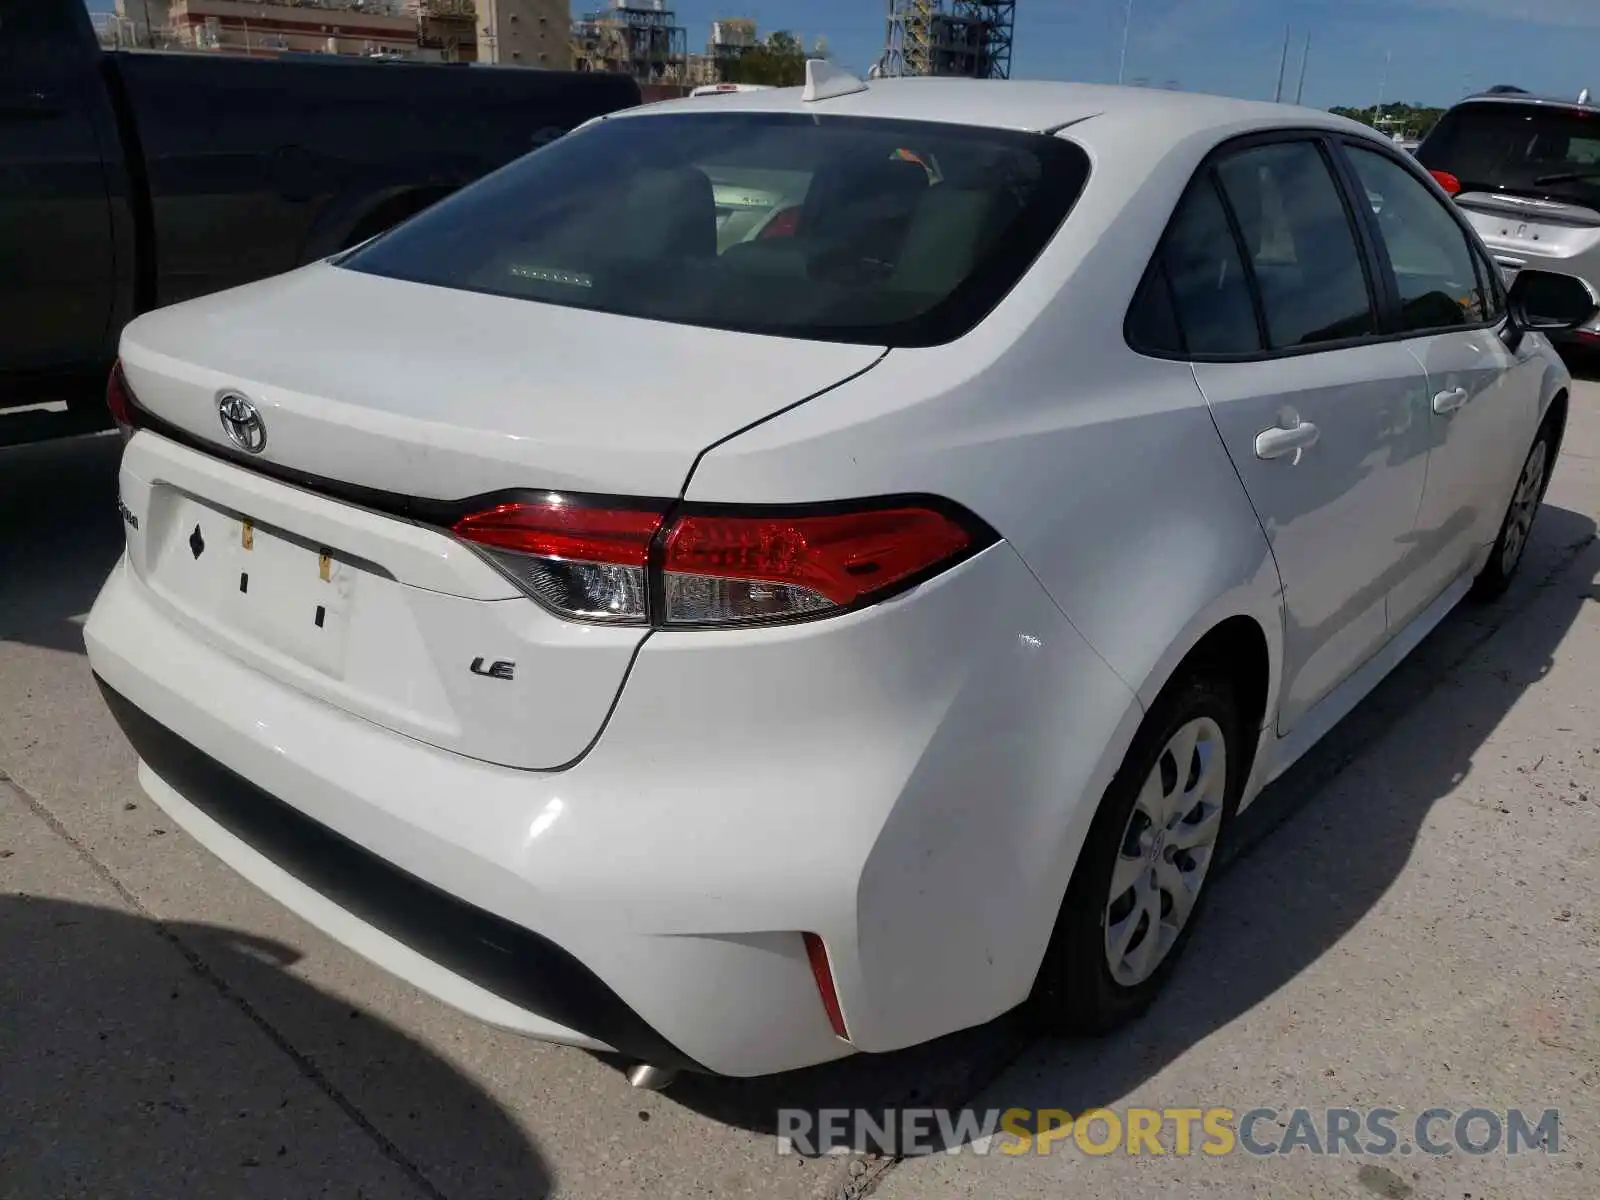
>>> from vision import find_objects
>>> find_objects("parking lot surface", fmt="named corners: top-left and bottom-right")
top-left (4, 382), bottom-right (1599, 1199)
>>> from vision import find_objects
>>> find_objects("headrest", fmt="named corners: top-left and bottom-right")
top-left (615, 167), bottom-right (717, 259)
top-left (804, 155), bottom-right (931, 224)
top-left (895, 187), bottom-right (1007, 294)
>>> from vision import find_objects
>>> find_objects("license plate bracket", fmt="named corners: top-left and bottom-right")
top-left (153, 493), bottom-right (354, 678)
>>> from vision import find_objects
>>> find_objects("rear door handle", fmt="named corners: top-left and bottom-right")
top-left (1433, 386), bottom-right (1469, 414)
top-left (1255, 420), bottom-right (1321, 464)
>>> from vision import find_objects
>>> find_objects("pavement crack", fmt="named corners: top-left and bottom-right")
top-left (2, 776), bottom-right (453, 1200)
top-left (840, 1154), bottom-right (906, 1200)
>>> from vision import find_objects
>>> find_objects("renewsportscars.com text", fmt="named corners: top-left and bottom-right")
top-left (775, 1106), bottom-right (1562, 1158)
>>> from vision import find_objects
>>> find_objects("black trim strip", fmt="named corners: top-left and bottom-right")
top-left (128, 394), bottom-right (681, 528)
top-left (95, 677), bottom-right (705, 1073)
top-left (1324, 135), bottom-right (1405, 334)
top-left (1313, 135), bottom-right (1391, 336)
top-left (1208, 167), bottom-right (1272, 353)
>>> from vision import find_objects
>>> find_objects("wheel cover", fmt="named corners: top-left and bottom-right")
top-left (1103, 716), bottom-right (1227, 987)
top-left (1500, 440), bottom-right (1549, 577)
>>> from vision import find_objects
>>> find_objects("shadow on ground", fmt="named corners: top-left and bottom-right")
top-left (0, 891), bottom-right (555, 1198)
top-left (0, 434), bottom-right (125, 656)
top-left (656, 503), bottom-right (1598, 1153)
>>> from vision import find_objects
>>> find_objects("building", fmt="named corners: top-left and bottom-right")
top-left (108, 0), bottom-right (182, 48)
top-left (475, 0), bottom-right (570, 67)
top-left (117, 0), bottom-right (417, 56)
top-left (571, 1), bottom-right (688, 84)
top-left (412, 0), bottom-right (478, 60)
top-left (111, 0), bottom-right (568, 65)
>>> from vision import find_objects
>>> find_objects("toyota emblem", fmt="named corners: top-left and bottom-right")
top-left (217, 392), bottom-right (267, 454)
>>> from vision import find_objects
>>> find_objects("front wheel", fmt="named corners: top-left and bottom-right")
top-left (1028, 673), bottom-right (1243, 1035)
top-left (1470, 424), bottom-right (1556, 602)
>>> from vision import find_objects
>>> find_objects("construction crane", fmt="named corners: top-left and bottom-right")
top-left (878, 0), bottom-right (1015, 80)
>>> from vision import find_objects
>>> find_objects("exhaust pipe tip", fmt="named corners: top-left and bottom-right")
top-left (626, 1063), bottom-right (679, 1091)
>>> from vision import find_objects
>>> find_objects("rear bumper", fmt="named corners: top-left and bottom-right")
top-left (85, 544), bottom-right (1139, 1076)
top-left (96, 679), bottom-right (699, 1069)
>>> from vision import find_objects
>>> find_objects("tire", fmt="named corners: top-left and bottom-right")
top-left (1028, 671), bottom-right (1244, 1035)
top-left (1469, 420), bottom-right (1557, 603)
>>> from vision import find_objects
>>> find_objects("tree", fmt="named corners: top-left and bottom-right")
top-left (721, 31), bottom-right (809, 87)
top-left (1329, 101), bottom-right (1447, 139)
top-left (1329, 105), bottom-right (1375, 127)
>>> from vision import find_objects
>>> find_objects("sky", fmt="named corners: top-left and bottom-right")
top-left (85, 0), bottom-right (1600, 110)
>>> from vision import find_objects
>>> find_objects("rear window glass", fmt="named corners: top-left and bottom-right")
top-left (338, 112), bottom-right (1090, 347)
top-left (1419, 101), bottom-right (1600, 208)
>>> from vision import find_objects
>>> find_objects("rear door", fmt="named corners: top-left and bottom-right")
top-left (1340, 140), bottom-right (1543, 629)
top-left (0, 0), bottom-right (116, 380)
top-left (1418, 99), bottom-right (1600, 307)
top-left (1161, 136), bottom-right (1433, 732)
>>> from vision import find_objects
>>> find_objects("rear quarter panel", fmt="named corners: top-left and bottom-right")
top-left (685, 113), bottom-right (1286, 726)
top-left (683, 161), bottom-right (1286, 1001)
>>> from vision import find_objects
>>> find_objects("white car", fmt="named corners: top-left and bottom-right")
top-left (86, 63), bottom-right (1595, 1082)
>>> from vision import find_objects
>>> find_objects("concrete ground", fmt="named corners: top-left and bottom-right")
top-left (3, 381), bottom-right (1598, 1200)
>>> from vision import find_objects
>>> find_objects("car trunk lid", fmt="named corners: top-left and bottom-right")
top-left (117, 261), bottom-right (885, 501)
top-left (1454, 193), bottom-right (1600, 289)
top-left (114, 263), bottom-right (884, 770)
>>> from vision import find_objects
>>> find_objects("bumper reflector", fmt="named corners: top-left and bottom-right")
top-left (802, 932), bottom-right (849, 1041)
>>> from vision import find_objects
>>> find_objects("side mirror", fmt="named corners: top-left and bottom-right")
top-left (1506, 269), bottom-right (1600, 333)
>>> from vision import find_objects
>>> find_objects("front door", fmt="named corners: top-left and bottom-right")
top-left (1162, 138), bottom-right (1433, 732)
top-left (1341, 142), bottom-right (1545, 628)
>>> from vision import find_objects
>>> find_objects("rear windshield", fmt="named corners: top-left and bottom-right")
top-left (1419, 101), bottom-right (1600, 208)
top-left (338, 112), bottom-right (1090, 347)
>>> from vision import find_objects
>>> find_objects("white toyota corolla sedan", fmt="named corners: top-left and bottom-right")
top-left (85, 64), bottom-right (1595, 1081)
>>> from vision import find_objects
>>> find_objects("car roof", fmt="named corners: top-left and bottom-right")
top-left (1453, 90), bottom-right (1600, 115)
top-left (622, 76), bottom-right (1366, 143)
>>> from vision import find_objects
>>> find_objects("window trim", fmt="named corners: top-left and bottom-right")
top-left (1473, 244), bottom-right (1508, 319)
top-left (1207, 167), bottom-right (1272, 352)
top-left (1126, 256), bottom-right (1190, 356)
top-left (1125, 126), bottom-right (1511, 364)
top-left (1332, 135), bottom-right (1509, 340)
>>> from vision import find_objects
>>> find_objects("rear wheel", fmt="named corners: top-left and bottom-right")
top-left (1469, 423), bottom-right (1556, 602)
top-left (1029, 672), bottom-right (1242, 1034)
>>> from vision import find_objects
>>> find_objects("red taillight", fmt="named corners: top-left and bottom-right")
top-left (453, 501), bottom-right (661, 565)
top-left (759, 206), bottom-right (802, 239)
top-left (802, 933), bottom-right (849, 1041)
top-left (453, 500), bottom-right (664, 626)
top-left (451, 495), bottom-right (987, 628)
top-left (106, 360), bottom-right (137, 438)
top-left (662, 506), bottom-right (973, 625)
top-left (1429, 169), bottom-right (1463, 196)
